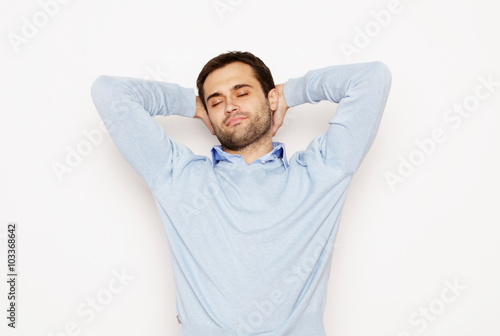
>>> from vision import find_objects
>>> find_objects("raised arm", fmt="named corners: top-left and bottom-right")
top-left (90, 76), bottom-right (197, 187)
top-left (282, 61), bottom-right (392, 173)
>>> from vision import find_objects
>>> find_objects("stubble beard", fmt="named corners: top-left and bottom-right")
top-left (211, 101), bottom-right (272, 151)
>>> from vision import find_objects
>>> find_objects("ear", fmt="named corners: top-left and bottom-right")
top-left (267, 88), bottom-right (279, 112)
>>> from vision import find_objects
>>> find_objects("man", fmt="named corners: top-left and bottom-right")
top-left (91, 51), bottom-right (391, 336)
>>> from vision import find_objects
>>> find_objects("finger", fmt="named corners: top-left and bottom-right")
top-left (271, 116), bottom-right (279, 136)
top-left (203, 116), bottom-right (215, 135)
top-left (271, 119), bottom-right (281, 137)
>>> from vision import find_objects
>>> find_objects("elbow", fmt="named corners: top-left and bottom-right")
top-left (90, 75), bottom-right (114, 102)
top-left (90, 75), bottom-right (123, 120)
top-left (367, 61), bottom-right (392, 87)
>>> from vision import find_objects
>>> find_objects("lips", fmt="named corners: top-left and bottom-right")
top-left (226, 116), bottom-right (247, 127)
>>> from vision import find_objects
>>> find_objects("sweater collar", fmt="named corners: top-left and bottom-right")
top-left (210, 142), bottom-right (289, 169)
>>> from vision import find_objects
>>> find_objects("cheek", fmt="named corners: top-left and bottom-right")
top-left (208, 110), bottom-right (224, 126)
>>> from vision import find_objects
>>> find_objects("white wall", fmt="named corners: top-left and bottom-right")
top-left (1, 0), bottom-right (499, 335)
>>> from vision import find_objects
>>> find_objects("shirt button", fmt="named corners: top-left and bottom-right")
top-left (260, 160), bottom-right (265, 164)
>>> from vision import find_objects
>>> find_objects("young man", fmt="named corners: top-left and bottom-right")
top-left (91, 51), bottom-right (391, 336)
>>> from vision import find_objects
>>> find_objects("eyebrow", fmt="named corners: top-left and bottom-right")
top-left (206, 84), bottom-right (253, 102)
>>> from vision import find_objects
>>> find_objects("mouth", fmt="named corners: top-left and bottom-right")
top-left (225, 116), bottom-right (248, 127)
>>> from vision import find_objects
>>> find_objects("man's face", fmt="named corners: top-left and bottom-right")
top-left (203, 62), bottom-right (273, 151)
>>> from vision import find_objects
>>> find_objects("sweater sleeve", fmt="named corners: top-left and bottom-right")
top-left (283, 62), bottom-right (392, 174)
top-left (90, 75), bottom-right (196, 186)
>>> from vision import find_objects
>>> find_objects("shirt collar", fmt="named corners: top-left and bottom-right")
top-left (210, 142), bottom-right (289, 169)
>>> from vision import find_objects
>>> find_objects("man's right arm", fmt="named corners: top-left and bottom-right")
top-left (90, 76), bottom-right (197, 187)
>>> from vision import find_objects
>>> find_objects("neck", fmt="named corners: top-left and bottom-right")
top-left (222, 135), bottom-right (273, 164)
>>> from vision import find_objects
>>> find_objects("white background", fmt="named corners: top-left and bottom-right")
top-left (1, 0), bottom-right (499, 335)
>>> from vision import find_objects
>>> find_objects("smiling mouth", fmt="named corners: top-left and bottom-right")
top-left (226, 116), bottom-right (248, 127)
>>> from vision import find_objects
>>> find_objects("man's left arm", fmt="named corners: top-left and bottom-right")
top-left (276, 62), bottom-right (392, 173)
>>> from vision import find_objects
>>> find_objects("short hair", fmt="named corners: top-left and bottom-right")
top-left (196, 51), bottom-right (275, 111)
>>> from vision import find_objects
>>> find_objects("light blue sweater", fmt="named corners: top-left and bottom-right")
top-left (91, 61), bottom-right (392, 336)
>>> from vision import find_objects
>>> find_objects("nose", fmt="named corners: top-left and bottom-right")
top-left (225, 96), bottom-right (239, 114)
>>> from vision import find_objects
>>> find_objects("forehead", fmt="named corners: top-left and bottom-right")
top-left (204, 62), bottom-right (258, 95)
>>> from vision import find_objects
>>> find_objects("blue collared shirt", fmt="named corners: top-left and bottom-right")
top-left (210, 141), bottom-right (289, 169)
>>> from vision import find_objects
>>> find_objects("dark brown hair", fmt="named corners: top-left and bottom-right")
top-left (196, 51), bottom-right (275, 110)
